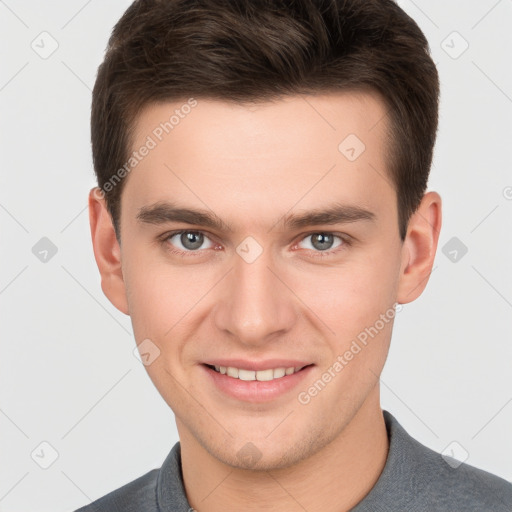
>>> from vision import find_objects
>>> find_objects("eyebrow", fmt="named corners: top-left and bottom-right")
top-left (136, 201), bottom-right (376, 232)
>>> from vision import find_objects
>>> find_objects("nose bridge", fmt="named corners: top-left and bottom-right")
top-left (214, 240), bottom-right (295, 344)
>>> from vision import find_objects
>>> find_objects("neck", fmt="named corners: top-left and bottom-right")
top-left (178, 390), bottom-right (388, 512)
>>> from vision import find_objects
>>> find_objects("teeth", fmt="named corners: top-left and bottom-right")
top-left (238, 369), bottom-right (256, 381)
top-left (227, 367), bottom-right (239, 378)
top-left (273, 368), bottom-right (286, 378)
top-left (256, 369), bottom-right (274, 381)
top-left (212, 365), bottom-right (303, 381)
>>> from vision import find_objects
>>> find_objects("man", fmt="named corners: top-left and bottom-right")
top-left (78, 0), bottom-right (512, 510)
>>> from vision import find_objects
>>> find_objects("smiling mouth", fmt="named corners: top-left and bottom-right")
top-left (204, 364), bottom-right (312, 382)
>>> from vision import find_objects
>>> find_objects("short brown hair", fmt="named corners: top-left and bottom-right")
top-left (91, 0), bottom-right (440, 241)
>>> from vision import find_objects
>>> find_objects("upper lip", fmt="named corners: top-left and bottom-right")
top-left (203, 359), bottom-right (313, 371)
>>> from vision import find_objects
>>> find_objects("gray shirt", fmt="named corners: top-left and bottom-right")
top-left (75, 410), bottom-right (512, 511)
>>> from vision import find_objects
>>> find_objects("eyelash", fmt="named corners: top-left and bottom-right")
top-left (158, 230), bottom-right (352, 259)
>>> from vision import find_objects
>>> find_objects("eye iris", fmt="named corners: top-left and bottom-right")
top-left (181, 231), bottom-right (204, 250)
top-left (311, 233), bottom-right (334, 251)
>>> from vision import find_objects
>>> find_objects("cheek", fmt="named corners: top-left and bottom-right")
top-left (123, 258), bottom-right (199, 394)
top-left (122, 249), bottom-right (215, 345)
top-left (290, 257), bottom-right (397, 337)
top-left (123, 233), bottom-right (401, 346)
top-left (122, 249), bottom-right (176, 339)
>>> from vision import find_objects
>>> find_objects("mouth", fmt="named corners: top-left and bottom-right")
top-left (204, 364), bottom-right (310, 381)
top-left (201, 362), bottom-right (315, 403)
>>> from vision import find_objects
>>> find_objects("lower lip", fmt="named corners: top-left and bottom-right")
top-left (202, 364), bottom-right (314, 403)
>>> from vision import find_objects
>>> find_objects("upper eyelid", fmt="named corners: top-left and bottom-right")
top-left (163, 229), bottom-right (217, 243)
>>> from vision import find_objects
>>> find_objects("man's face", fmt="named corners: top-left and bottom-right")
top-left (117, 92), bottom-right (405, 469)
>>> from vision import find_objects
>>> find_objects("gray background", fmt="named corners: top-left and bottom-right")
top-left (1, 1), bottom-right (511, 510)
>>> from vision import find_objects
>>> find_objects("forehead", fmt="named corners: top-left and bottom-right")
top-left (122, 91), bottom-right (395, 231)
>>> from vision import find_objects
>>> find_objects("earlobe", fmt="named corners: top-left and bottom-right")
top-left (88, 187), bottom-right (129, 315)
top-left (397, 191), bottom-right (442, 304)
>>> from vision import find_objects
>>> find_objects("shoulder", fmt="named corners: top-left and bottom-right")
top-left (74, 468), bottom-right (159, 512)
top-left (386, 411), bottom-right (512, 510)
top-left (73, 441), bottom-right (191, 512)
top-left (353, 411), bottom-right (512, 511)
top-left (414, 438), bottom-right (512, 510)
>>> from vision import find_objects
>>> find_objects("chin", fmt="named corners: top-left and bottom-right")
top-left (205, 423), bottom-right (333, 472)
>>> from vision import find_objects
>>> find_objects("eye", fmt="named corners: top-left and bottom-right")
top-left (163, 230), bottom-right (216, 253)
top-left (159, 230), bottom-right (351, 259)
top-left (296, 232), bottom-right (348, 255)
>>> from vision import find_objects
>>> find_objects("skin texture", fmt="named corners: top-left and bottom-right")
top-left (89, 92), bottom-right (442, 511)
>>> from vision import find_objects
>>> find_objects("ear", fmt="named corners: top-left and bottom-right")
top-left (397, 191), bottom-right (442, 304)
top-left (88, 187), bottom-right (129, 315)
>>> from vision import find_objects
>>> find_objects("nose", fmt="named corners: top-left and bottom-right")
top-left (213, 244), bottom-right (297, 347)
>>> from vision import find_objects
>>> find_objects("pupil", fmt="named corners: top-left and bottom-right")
top-left (312, 233), bottom-right (333, 251)
top-left (181, 231), bottom-right (203, 250)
